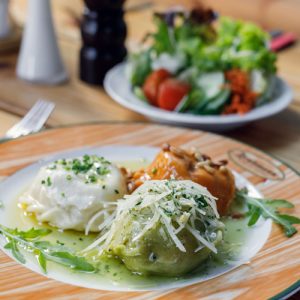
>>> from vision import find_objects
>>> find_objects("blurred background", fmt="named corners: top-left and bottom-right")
top-left (0, 0), bottom-right (299, 169)
top-left (8, 0), bottom-right (300, 41)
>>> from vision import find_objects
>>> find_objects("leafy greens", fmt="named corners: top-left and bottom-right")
top-left (0, 225), bottom-right (96, 273)
top-left (128, 8), bottom-right (277, 116)
top-left (129, 12), bottom-right (277, 87)
top-left (236, 189), bottom-right (300, 237)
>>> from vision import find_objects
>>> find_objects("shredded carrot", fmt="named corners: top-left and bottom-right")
top-left (222, 69), bottom-right (257, 115)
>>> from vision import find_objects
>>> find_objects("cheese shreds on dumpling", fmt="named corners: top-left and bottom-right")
top-left (84, 180), bottom-right (223, 254)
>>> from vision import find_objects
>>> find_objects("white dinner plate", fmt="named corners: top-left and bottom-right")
top-left (0, 145), bottom-right (272, 291)
top-left (104, 62), bottom-right (293, 131)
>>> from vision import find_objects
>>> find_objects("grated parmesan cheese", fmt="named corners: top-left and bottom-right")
top-left (84, 180), bottom-right (223, 254)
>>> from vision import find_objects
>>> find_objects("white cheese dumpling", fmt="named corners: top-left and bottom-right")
top-left (19, 155), bottom-right (127, 232)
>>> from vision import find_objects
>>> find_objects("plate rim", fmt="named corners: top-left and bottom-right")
top-left (1, 121), bottom-right (299, 176)
top-left (0, 121), bottom-right (299, 298)
top-left (104, 62), bottom-right (293, 125)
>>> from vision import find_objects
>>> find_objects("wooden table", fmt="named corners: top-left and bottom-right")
top-left (0, 0), bottom-right (299, 170)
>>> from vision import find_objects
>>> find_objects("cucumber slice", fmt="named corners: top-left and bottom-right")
top-left (175, 95), bottom-right (190, 112)
top-left (133, 87), bottom-right (148, 103)
top-left (177, 67), bottom-right (198, 83)
top-left (255, 75), bottom-right (276, 106)
top-left (197, 88), bottom-right (230, 115)
top-left (250, 70), bottom-right (267, 94)
top-left (175, 89), bottom-right (205, 113)
top-left (196, 72), bottom-right (225, 99)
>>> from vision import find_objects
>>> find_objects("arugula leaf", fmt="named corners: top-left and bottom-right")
top-left (265, 199), bottom-right (294, 209)
top-left (248, 206), bottom-right (261, 226)
top-left (0, 225), bottom-right (96, 273)
top-left (19, 228), bottom-right (52, 239)
top-left (33, 240), bottom-right (56, 250)
top-left (1, 227), bottom-right (51, 240)
top-left (4, 242), bottom-right (12, 249)
top-left (48, 252), bottom-right (95, 272)
top-left (10, 239), bottom-right (26, 264)
top-left (37, 252), bottom-right (47, 273)
top-left (278, 214), bottom-right (300, 224)
top-left (236, 190), bottom-right (300, 237)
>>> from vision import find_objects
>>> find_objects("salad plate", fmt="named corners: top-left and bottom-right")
top-left (104, 63), bottom-right (292, 131)
top-left (105, 8), bottom-right (293, 131)
top-left (0, 123), bottom-right (299, 299)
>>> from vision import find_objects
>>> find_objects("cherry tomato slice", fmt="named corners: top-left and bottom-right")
top-left (158, 79), bottom-right (190, 111)
top-left (142, 69), bottom-right (171, 106)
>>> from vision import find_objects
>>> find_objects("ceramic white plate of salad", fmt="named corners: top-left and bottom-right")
top-left (104, 8), bottom-right (293, 131)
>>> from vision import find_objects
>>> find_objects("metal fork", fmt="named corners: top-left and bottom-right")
top-left (4, 99), bottom-right (55, 139)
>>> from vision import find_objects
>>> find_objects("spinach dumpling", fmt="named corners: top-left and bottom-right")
top-left (86, 180), bottom-right (224, 276)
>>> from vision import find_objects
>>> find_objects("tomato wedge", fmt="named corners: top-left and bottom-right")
top-left (142, 69), bottom-right (171, 106)
top-left (157, 79), bottom-right (191, 111)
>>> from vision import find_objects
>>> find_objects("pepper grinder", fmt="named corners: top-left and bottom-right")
top-left (80, 0), bottom-right (127, 85)
top-left (16, 0), bottom-right (68, 84)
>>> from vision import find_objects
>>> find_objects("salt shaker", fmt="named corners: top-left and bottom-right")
top-left (0, 0), bottom-right (11, 39)
top-left (16, 0), bottom-right (67, 84)
top-left (80, 0), bottom-right (127, 85)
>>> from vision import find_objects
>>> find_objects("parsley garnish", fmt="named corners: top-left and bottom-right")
top-left (46, 177), bottom-right (52, 186)
top-left (52, 155), bottom-right (111, 184)
top-left (89, 175), bottom-right (97, 183)
top-left (71, 158), bottom-right (93, 174)
top-left (236, 189), bottom-right (300, 237)
top-left (58, 155), bottom-right (111, 175)
top-left (0, 225), bottom-right (96, 273)
top-left (41, 177), bottom-right (52, 186)
top-left (60, 159), bottom-right (67, 166)
top-left (195, 195), bottom-right (208, 208)
top-left (96, 167), bottom-right (110, 176)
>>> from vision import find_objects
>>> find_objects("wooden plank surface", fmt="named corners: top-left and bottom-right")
top-left (0, 111), bottom-right (19, 136)
top-left (0, 123), bottom-right (299, 300)
top-left (0, 0), bottom-right (299, 171)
